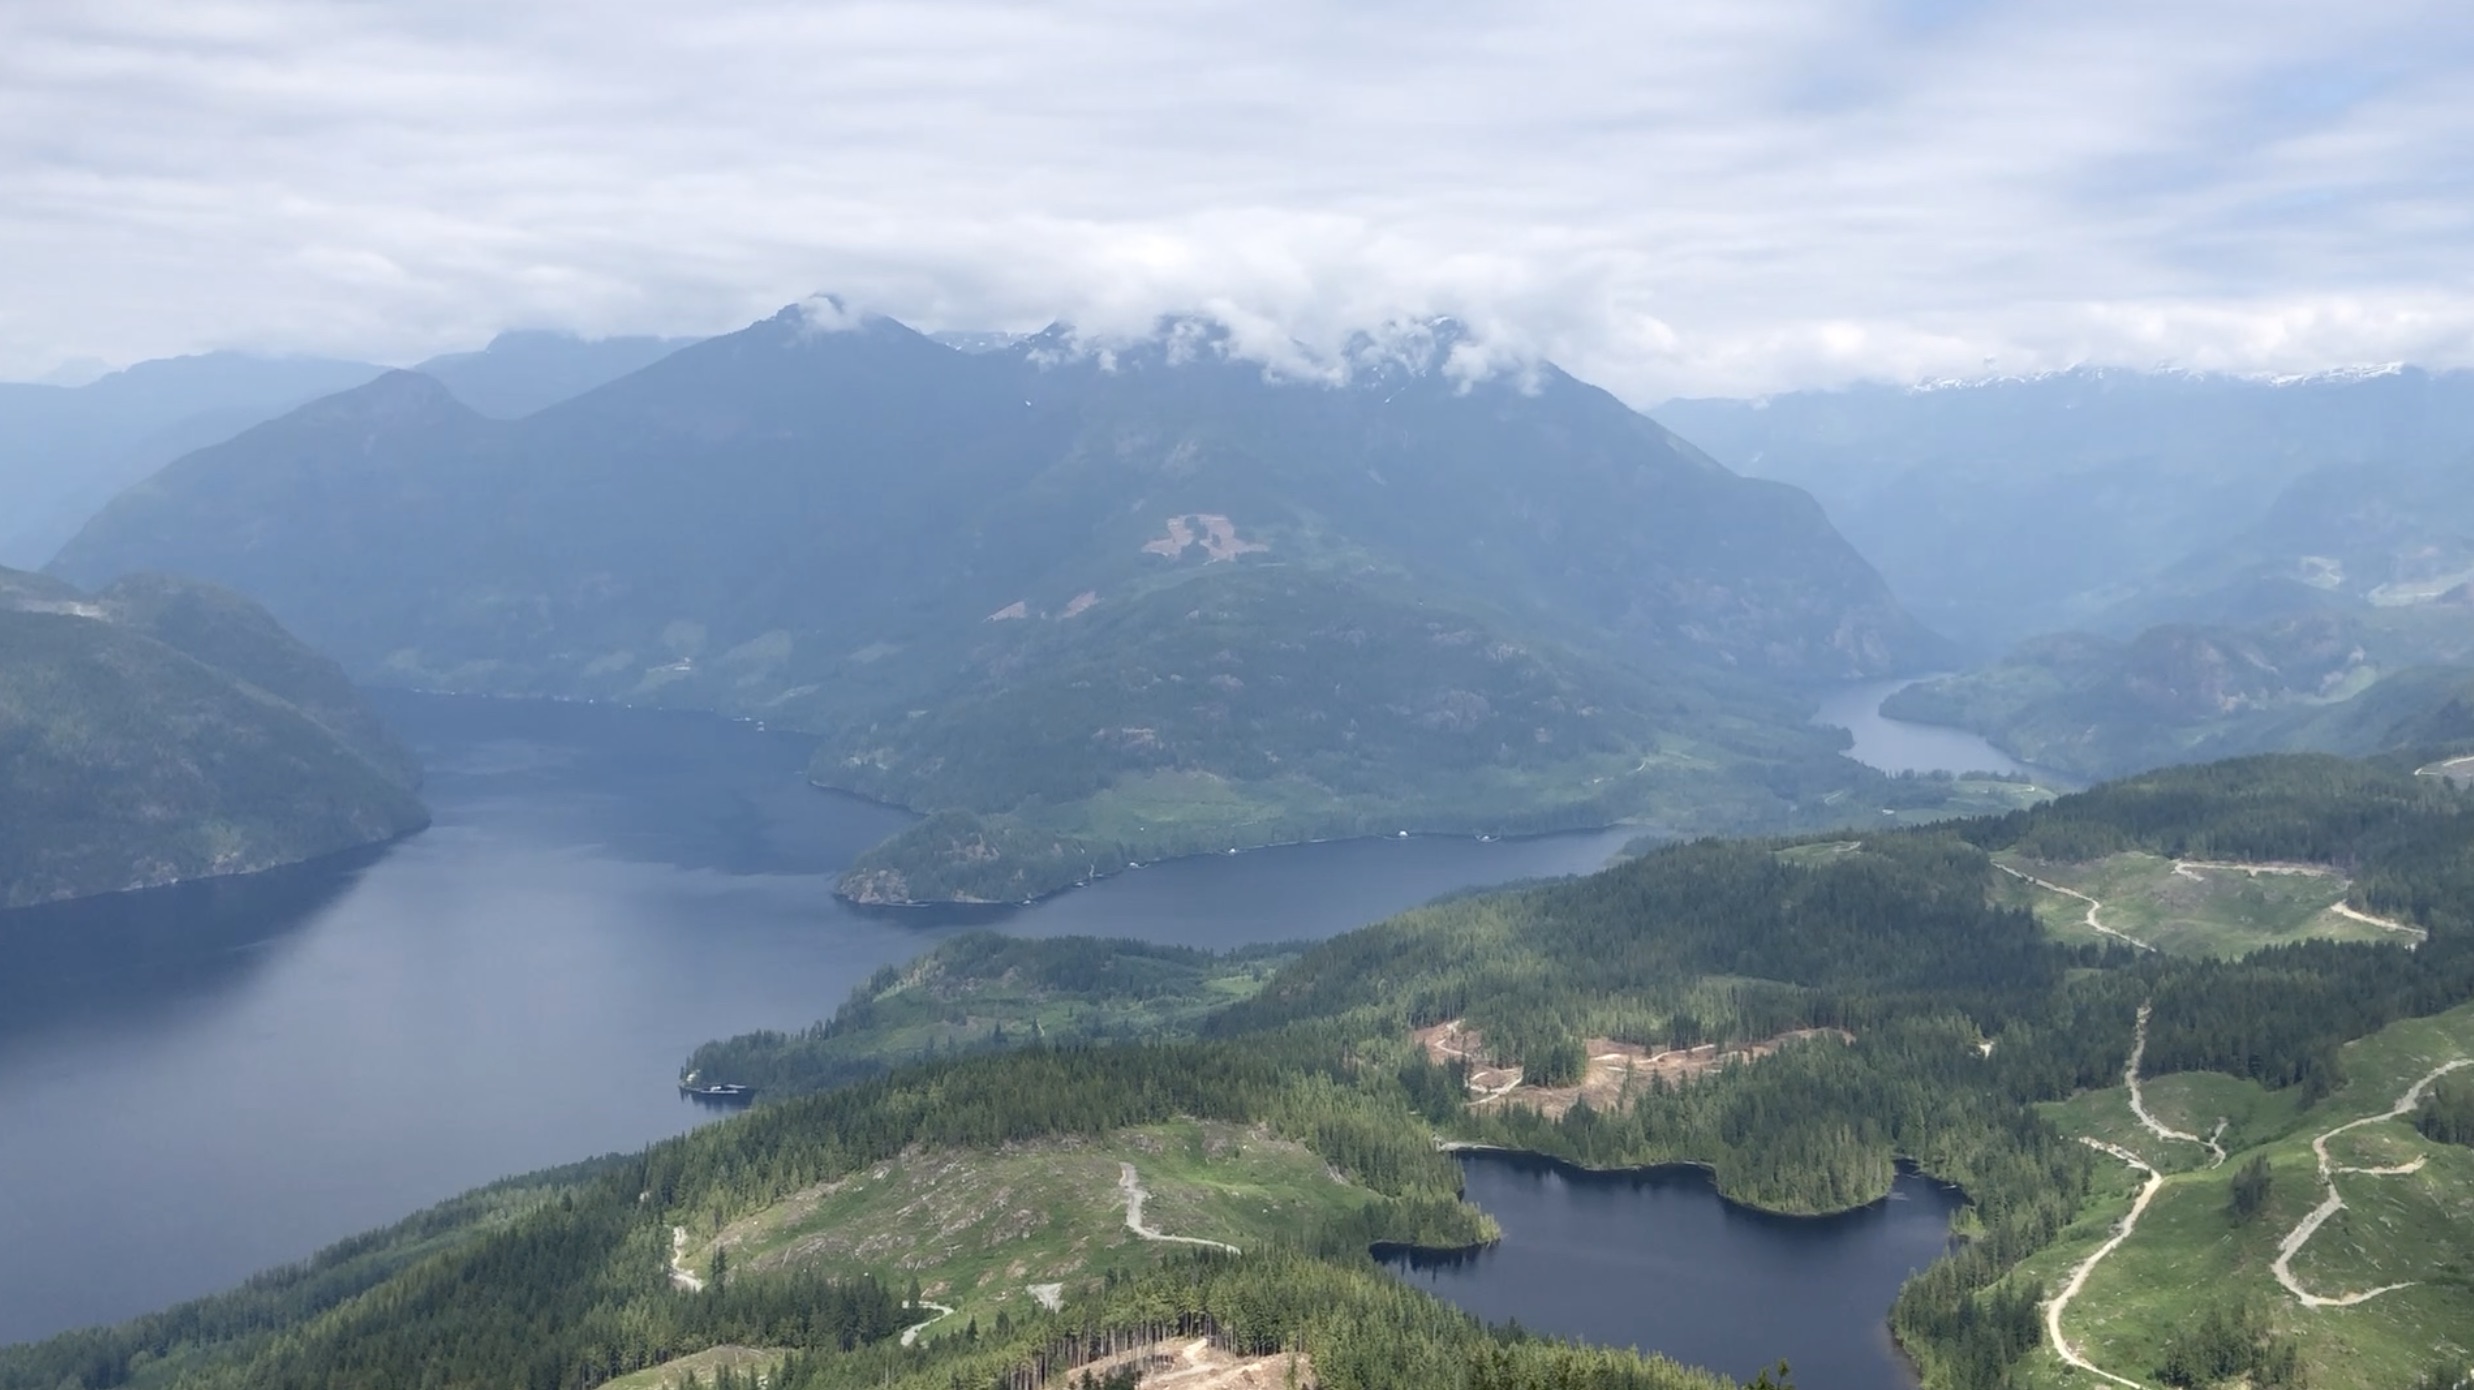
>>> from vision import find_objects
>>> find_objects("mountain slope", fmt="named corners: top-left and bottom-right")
top-left (1881, 610), bottom-right (2474, 779)
top-left (52, 307), bottom-right (1953, 900)
top-left (1658, 367), bottom-right (2474, 651)
top-left (409, 330), bottom-right (699, 418)
top-left (0, 353), bottom-right (386, 567)
top-left (0, 566), bottom-right (426, 909)
top-left (1, 336), bottom-right (708, 570)
top-left (1880, 448), bottom-right (2474, 780)
top-left (2097, 453), bottom-right (2474, 631)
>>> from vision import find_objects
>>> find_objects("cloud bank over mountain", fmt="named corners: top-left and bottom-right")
top-left (2, 0), bottom-right (2467, 396)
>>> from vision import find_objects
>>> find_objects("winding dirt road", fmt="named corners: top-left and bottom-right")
top-left (2328, 902), bottom-right (2429, 947)
top-left (2124, 1003), bottom-right (2224, 1168)
top-left (668, 1227), bottom-right (704, 1292)
top-left (1996, 864), bottom-right (2154, 952)
top-left (1120, 1163), bottom-right (1242, 1255)
top-left (2046, 1137), bottom-right (2163, 1390)
top-left (2042, 1003), bottom-right (2225, 1390)
top-left (2170, 860), bottom-right (2426, 947)
top-left (2272, 1057), bottom-right (2472, 1308)
top-left (899, 1301), bottom-right (956, 1347)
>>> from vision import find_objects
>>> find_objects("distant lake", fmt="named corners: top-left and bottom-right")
top-left (1814, 677), bottom-right (2029, 777)
top-left (0, 693), bottom-right (1632, 1347)
top-left (1385, 1153), bottom-right (1963, 1389)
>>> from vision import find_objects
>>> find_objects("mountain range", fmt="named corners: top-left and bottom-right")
top-left (48, 305), bottom-right (1970, 902)
top-left (1877, 450), bottom-right (2474, 776)
top-left (1658, 366), bottom-right (2474, 653)
top-left (0, 566), bottom-right (427, 909)
top-left (0, 332), bottom-right (695, 568)
top-left (1660, 368), bottom-right (2474, 781)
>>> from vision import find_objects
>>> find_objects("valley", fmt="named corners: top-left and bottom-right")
top-left (6, 10), bottom-right (2470, 1390)
top-left (41, 309), bottom-right (1967, 903)
top-left (14, 750), bottom-right (2474, 1390)
top-left (0, 694), bottom-right (1629, 1349)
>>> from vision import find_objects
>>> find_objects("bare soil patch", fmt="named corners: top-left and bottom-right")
top-left (1071, 1337), bottom-right (1316, 1389)
top-left (1142, 514), bottom-right (1268, 563)
top-left (1412, 1019), bottom-right (1853, 1120)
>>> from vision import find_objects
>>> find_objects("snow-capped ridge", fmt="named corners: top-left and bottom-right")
top-left (1006, 311), bottom-right (1539, 394)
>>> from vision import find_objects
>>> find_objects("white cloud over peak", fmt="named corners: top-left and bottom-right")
top-left (0, 0), bottom-right (2467, 398)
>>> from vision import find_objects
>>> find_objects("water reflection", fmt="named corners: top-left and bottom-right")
top-left (0, 850), bottom-right (377, 1064)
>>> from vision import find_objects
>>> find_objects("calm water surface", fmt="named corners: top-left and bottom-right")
top-left (1814, 678), bottom-right (2028, 776)
top-left (1386, 1154), bottom-right (1963, 1390)
top-left (0, 693), bottom-right (1632, 1347)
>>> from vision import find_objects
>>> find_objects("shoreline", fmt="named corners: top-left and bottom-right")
top-left (1430, 1144), bottom-right (1972, 1225)
top-left (829, 819), bottom-right (1645, 912)
top-left (0, 832), bottom-right (411, 925)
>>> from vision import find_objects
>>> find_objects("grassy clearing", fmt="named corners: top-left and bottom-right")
top-left (676, 1120), bottom-right (1375, 1347)
top-left (603, 1345), bottom-right (784, 1390)
top-left (2010, 1000), bottom-right (2474, 1390)
top-left (1991, 850), bottom-right (2405, 957)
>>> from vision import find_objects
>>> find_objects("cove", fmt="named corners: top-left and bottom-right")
top-left (1814, 677), bottom-right (2028, 777)
top-left (1383, 1152), bottom-right (1964, 1390)
top-left (0, 692), bottom-right (1631, 1348)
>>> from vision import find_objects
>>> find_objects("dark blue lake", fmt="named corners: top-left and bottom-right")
top-left (1386, 1153), bottom-right (1964, 1390)
top-left (0, 693), bottom-right (1631, 1347)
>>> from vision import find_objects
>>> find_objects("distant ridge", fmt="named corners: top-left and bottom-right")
top-left (53, 302), bottom-right (1969, 902)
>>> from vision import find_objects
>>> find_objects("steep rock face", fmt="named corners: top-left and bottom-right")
top-left (0, 566), bottom-right (425, 909)
top-left (52, 308), bottom-right (1948, 899)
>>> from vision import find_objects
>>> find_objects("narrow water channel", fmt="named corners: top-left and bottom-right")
top-left (1812, 677), bottom-right (2028, 777)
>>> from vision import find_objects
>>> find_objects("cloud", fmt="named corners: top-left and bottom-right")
top-left (0, 0), bottom-right (2467, 398)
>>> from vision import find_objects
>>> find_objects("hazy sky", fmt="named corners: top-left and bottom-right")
top-left (3, 0), bottom-right (2469, 397)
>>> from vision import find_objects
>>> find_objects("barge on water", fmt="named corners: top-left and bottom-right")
top-left (678, 1072), bottom-right (757, 1105)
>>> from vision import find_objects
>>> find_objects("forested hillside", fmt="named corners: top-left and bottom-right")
top-left (0, 566), bottom-right (427, 908)
top-left (1884, 612), bottom-right (2474, 780)
top-left (9, 753), bottom-right (2471, 1389)
top-left (1657, 367), bottom-right (2474, 651)
top-left (682, 934), bottom-right (1301, 1096)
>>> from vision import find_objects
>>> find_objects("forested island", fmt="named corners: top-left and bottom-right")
top-left (8, 752), bottom-right (2473, 1389)
top-left (0, 566), bottom-right (427, 908)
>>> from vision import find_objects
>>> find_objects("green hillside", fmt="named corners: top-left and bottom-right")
top-left (12, 752), bottom-right (2474, 1389)
top-left (1885, 611), bottom-right (2474, 781)
top-left (1881, 449), bottom-right (2474, 785)
top-left (48, 309), bottom-right (1960, 902)
top-left (1656, 367), bottom-right (2474, 652)
top-left (0, 566), bottom-right (426, 908)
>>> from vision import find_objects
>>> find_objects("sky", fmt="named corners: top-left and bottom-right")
top-left (2, 0), bottom-right (2470, 399)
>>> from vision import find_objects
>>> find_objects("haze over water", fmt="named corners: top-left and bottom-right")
top-left (1813, 678), bottom-right (2030, 777)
